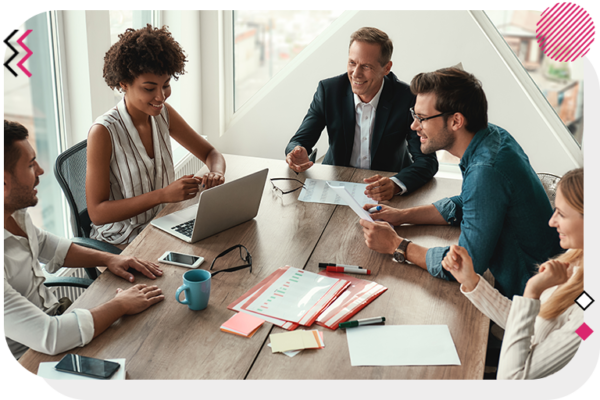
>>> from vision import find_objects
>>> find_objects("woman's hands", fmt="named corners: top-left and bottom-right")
top-left (442, 245), bottom-right (480, 292)
top-left (159, 174), bottom-right (202, 203)
top-left (523, 260), bottom-right (570, 299)
top-left (199, 171), bottom-right (225, 189)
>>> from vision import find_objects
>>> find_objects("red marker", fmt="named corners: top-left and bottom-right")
top-left (326, 266), bottom-right (371, 275)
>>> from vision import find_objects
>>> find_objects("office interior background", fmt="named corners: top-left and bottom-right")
top-left (3, 10), bottom-right (583, 270)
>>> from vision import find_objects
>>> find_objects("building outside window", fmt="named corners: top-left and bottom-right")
top-left (4, 12), bottom-right (68, 239)
top-left (486, 10), bottom-right (583, 146)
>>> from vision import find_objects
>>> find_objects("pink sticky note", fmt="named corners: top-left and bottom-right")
top-left (576, 323), bottom-right (594, 341)
top-left (221, 312), bottom-right (265, 337)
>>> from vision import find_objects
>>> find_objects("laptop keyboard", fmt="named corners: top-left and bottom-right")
top-left (172, 219), bottom-right (195, 237)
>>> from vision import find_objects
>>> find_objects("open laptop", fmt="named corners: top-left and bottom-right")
top-left (151, 168), bottom-right (268, 243)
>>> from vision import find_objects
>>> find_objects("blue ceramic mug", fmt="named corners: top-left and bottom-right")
top-left (176, 269), bottom-right (211, 311)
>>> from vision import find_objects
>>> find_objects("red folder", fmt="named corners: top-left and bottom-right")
top-left (228, 266), bottom-right (350, 328)
top-left (315, 271), bottom-right (387, 330)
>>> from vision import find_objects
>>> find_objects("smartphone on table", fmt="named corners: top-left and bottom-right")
top-left (54, 354), bottom-right (120, 379)
top-left (158, 251), bottom-right (204, 268)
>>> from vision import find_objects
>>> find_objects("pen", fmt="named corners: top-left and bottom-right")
top-left (319, 263), bottom-right (364, 269)
top-left (326, 266), bottom-right (371, 275)
top-left (368, 206), bottom-right (382, 213)
top-left (339, 316), bottom-right (386, 329)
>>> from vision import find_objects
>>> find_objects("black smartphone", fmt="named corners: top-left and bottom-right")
top-left (54, 354), bottom-right (121, 379)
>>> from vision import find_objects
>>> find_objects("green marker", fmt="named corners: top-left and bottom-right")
top-left (339, 316), bottom-right (385, 329)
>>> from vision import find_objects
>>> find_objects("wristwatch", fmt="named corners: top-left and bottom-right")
top-left (392, 238), bottom-right (411, 263)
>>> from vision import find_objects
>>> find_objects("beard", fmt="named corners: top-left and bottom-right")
top-left (6, 177), bottom-right (39, 211)
top-left (420, 125), bottom-right (455, 155)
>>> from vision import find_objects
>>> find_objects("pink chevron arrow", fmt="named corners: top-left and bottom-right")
top-left (16, 29), bottom-right (33, 78)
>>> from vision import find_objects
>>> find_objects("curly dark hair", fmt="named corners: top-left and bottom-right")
top-left (103, 24), bottom-right (187, 90)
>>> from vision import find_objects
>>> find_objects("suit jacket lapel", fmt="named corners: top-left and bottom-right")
top-left (370, 75), bottom-right (393, 163)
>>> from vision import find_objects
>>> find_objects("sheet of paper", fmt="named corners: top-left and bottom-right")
top-left (37, 359), bottom-right (126, 380)
top-left (245, 267), bottom-right (340, 323)
top-left (298, 178), bottom-right (375, 207)
top-left (326, 183), bottom-right (373, 221)
top-left (346, 325), bottom-right (461, 366)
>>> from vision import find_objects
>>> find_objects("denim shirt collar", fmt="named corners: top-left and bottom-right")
top-left (458, 124), bottom-right (492, 172)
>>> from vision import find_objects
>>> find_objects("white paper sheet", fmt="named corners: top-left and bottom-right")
top-left (346, 325), bottom-right (461, 366)
top-left (326, 183), bottom-right (373, 221)
top-left (298, 179), bottom-right (375, 207)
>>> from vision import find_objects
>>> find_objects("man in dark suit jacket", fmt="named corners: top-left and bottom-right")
top-left (285, 27), bottom-right (438, 201)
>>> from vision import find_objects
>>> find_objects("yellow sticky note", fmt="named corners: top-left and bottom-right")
top-left (270, 330), bottom-right (320, 353)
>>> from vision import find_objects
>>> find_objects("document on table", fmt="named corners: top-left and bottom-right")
top-left (326, 182), bottom-right (373, 221)
top-left (244, 267), bottom-right (342, 324)
top-left (298, 178), bottom-right (375, 207)
top-left (346, 325), bottom-right (461, 366)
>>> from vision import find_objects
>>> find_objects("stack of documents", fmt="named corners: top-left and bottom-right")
top-left (269, 330), bottom-right (324, 354)
top-left (220, 312), bottom-right (265, 338)
top-left (228, 266), bottom-right (349, 330)
top-left (316, 271), bottom-right (387, 330)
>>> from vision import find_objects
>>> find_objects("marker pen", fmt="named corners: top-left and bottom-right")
top-left (319, 263), bottom-right (364, 269)
top-left (368, 206), bottom-right (382, 213)
top-left (339, 316), bottom-right (386, 329)
top-left (326, 266), bottom-right (371, 275)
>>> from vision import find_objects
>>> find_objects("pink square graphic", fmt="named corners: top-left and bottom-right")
top-left (576, 323), bottom-right (594, 341)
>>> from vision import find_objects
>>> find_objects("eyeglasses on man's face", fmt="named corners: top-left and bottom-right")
top-left (209, 244), bottom-right (252, 277)
top-left (410, 107), bottom-right (454, 129)
top-left (270, 178), bottom-right (306, 197)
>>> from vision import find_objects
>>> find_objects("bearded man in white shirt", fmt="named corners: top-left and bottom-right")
top-left (4, 120), bottom-right (165, 359)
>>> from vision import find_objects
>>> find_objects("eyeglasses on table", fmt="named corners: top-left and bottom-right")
top-left (269, 178), bottom-right (306, 196)
top-left (209, 244), bottom-right (252, 277)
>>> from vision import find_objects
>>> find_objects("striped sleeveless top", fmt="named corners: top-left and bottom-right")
top-left (89, 98), bottom-right (175, 244)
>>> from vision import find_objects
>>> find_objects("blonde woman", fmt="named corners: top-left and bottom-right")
top-left (442, 168), bottom-right (583, 379)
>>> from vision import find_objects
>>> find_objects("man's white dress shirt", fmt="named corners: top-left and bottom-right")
top-left (4, 209), bottom-right (94, 359)
top-left (349, 80), bottom-right (407, 194)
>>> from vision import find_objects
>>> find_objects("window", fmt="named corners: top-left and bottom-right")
top-left (233, 10), bottom-right (343, 111)
top-left (485, 10), bottom-right (583, 147)
top-left (4, 12), bottom-right (68, 239)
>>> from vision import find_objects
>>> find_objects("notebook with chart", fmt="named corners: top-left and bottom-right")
top-left (228, 266), bottom-right (350, 327)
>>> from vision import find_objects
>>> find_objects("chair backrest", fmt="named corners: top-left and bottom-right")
top-left (537, 172), bottom-right (561, 209)
top-left (54, 140), bottom-right (92, 238)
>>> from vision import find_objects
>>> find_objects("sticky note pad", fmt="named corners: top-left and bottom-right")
top-left (270, 330), bottom-right (321, 353)
top-left (220, 312), bottom-right (265, 338)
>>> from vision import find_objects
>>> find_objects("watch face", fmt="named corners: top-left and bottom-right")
top-left (393, 251), bottom-right (405, 263)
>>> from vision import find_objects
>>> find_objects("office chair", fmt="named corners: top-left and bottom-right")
top-left (54, 140), bottom-right (122, 281)
top-left (537, 172), bottom-right (561, 209)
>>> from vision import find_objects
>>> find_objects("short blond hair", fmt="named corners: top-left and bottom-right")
top-left (349, 27), bottom-right (393, 66)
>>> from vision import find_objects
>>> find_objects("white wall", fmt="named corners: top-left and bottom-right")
top-left (202, 10), bottom-right (582, 176)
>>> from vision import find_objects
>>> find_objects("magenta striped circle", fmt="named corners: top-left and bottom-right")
top-left (536, 2), bottom-right (595, 62)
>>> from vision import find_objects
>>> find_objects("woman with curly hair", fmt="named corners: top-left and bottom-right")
top-left (87, 24), bottom-right (226, 245)
top-left (442, 168), bottom-right (584, 379)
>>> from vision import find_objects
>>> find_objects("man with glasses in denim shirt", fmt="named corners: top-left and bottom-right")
top-left (360, 68), bottom-right (561, 299)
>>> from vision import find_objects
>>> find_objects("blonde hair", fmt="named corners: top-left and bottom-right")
top-left (539, 168), bottom-right (583, 320)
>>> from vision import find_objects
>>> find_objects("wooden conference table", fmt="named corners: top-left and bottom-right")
top-left (20, 154), bottom-right (491, 379)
